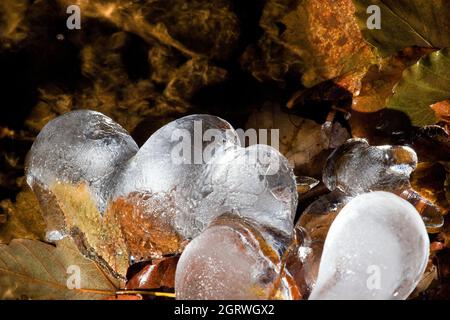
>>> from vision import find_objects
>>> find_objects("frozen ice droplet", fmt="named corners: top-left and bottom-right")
top-left (25, 110), bottom-right (138, 236)
top-left (175, 214), bottom-right (299, 300)
top-left (323, 138), bottom-right (417, 195)
top-left (190, 144), bottom-right (298, 238)
top-left (309, 191), bottom-right (429, 300)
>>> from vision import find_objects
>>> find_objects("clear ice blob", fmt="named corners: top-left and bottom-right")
top-left (309, 191), bottom-right (429, 300)
top-left (323, 138), bottom-right (443, 230)
top-left (191, 144), bottom-right (298, 238)
top-left (175, 213), bottom-right (300, 300)
top-left (323, 138), bottom-right (417, 195)
top-left (25, 110), bottom-right (138, 239)
top-left (26, 111), bottom-right (299, 267)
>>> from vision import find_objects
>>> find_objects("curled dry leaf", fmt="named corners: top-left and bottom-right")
top-left (0, 238), bottom-right (121, 300)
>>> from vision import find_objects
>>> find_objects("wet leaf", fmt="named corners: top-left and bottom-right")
top-left (0, 187), bottom-right (46, 244)
top-left (126, 256), bottom-right (179, 290)
top-left (0, 238), bottom-right (120, 299)
top-left (353, 0), bottom-right (450, 56)
top-left (410, 162), bottom-right (450, 214)
top-left (386, 48), bottom-right (450, 126)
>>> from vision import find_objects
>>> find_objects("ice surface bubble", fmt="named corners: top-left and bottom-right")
top-left (188, 144), bottom-right (298, 238)
top-left (323, 138), bottom-right (417, 195)
top-left (309, 191), bottom-right (429, 300)
top-left (25, 110), bottom-right (138, 239)
top-left (175, 213), bottom-right (299, 300)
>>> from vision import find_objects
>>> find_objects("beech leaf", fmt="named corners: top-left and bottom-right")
top-left (353, 0), bottom-right (450, 56)
top-left (0, 187), bottom-right (46, 244)
top-left (386, 48), bottom-right (450, 126)
top-left (0, 238), bottom-right (121, 299)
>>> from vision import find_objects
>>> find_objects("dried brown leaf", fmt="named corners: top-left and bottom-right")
top-left (0, 238), bottom-right (121, 299)
top-left (51, 183), bottom-right (129, 279)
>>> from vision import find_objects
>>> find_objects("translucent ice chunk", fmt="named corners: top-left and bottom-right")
top-left (175, 214), bottom-right (299, 300)
top-left (189, 144), bottom-right (298, 238)
top-left (309, 191), bottom-right (429, 300)
top-left (323, 138), bottom-right (418, 195)
top-left (25, 110), bottom-right (138, 236)
top-left (114, 114), bottom-right (240, 197)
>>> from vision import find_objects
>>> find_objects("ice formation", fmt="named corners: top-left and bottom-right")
top-left (175, 214), bottom-right (299, 300)
top-left (190, 144), bottom-right (298, 237)
top-left (309, 192), bottom-right (429, 300)
top-left (322, 138), bottom-right (443, 229)
top-left (323, 138), bottom-right (418, 195)
top-left (26, 110), bottom-right (298, 263)
top-left (25, 110), bottom-right (138, 239)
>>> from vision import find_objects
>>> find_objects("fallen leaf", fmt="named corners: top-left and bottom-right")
top-left (111, 192), bottom-right (183, 263)
top-left (0, 187), bottom-right (46, 244)
top-left (242, 0), bottom-right (375, 87)
top-left (353, 0), bottom-right (450, 56)
top-left (0, 238), bottom-right (121, 299)
top-left (352, 48), bottom-right (433, 112)
top-left (126, 256), bottom-right (179, 290)
top-left (51, 183), bottom-right (130, 280)
top-left (387, 48), bottom-right (450, 126)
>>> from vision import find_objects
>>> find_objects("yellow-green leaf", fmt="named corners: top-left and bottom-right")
top-left (386, 48), bottom-right (450, 126)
